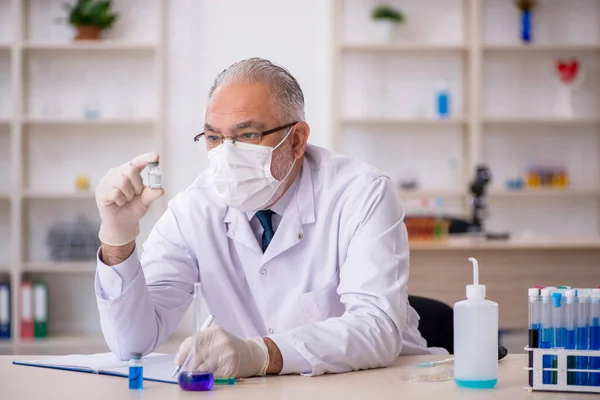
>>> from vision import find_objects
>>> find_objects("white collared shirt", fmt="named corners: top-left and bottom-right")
top-left (95, 144), bottom-right (443, 377)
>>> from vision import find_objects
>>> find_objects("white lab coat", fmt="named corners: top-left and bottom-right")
top-left (95, 144), bottom-right (444, 376)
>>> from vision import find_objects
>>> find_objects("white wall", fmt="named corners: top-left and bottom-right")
top-left (165, 0), bottom-right (332, 197)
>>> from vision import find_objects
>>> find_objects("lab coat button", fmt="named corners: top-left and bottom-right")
top-left (229, 231), bottom-right (235, 238)
top-left (268, 328), bottom-right (274, 334)
top-left (260, 268), bottom-right (267, 275)
top-left (298, 233), bottom-right (303, 239)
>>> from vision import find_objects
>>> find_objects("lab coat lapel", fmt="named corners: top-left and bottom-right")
top-left (223, 206), bottom-right (262, 254)
top-left (262, 158), bottom-right (316, 264)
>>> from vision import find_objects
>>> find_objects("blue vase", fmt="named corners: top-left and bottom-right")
top-left (521, 10), bottom-right (532, 43)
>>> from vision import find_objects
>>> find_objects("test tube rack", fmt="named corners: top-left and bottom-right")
top-left (524, 346), bottom-right (600, 394)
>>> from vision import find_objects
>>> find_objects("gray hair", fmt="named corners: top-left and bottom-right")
top-left (208, 58), bottom-right (305, 123)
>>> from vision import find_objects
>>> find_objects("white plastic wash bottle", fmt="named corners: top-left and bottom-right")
top-left (454, 257), bottom-right (498, 389)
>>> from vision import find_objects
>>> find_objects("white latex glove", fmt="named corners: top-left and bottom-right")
top-left (175, 326), bottom-right (269, 378)
top-left (95, 152), bottom-right (164, 246)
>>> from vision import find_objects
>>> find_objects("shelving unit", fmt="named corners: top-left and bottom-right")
top-left (483, 117), bottom-right (600, 126)
top-left (22, 261), bottom-right (96, 274)
top-left (399, 189), bottom-right (465, 198)
top-left (332, 0), bottom-right (600, 237)
top-left (22, 117), bottom-right (156, 128)
top-left (483, 44), bottom-right (600, 53)
top-left (489, 188), bottom-right (600, 198)
top-left (23, 41), bottom-right (157, 52)
top-left (342, 43), bottom-right (467, 53)
top-left (0, 0), bottom-right (167, 353)
top-left (342, 117), bottom-right (467, 126)
top-left (22, 191), bottom-right (96, 199)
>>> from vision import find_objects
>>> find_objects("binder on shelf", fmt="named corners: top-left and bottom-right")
top-left (33, 281), bottom-right (48, 338)
top-left (0, 282), bottom-right (10, 339)
top-left (20, 282), bottom-right (34, 340)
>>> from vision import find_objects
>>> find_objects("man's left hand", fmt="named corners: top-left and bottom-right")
top-left (175, 326), bottom-right (270, 378)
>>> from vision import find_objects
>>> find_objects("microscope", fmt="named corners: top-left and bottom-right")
top-left (468, 165), bottom-right (509, 240)
top-left (469, 165), bottom-right (491, 233)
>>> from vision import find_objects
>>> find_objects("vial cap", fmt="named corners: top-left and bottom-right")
top-left (541, 287), bottom-right (554, 297)
top-left (148, 161), bottom-right (159, 167)
top-left (578, 292), bottom-right (591, 302)
top-left (131, 352), bottom-right (142, 360)
top-left (552, 292), bottom-right (562, 307)
top-left (565, 289), bottom-right (576, 298)
top-left (528, 288), bottom-right (539, 297)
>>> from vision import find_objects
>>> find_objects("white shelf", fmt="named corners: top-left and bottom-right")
top-left (483, 117), bottom-right (600, 126)
top-left (484, 44), bottom-right (600, 53)
top-left (410, 236), bottom-right (600, 251)
top-left (398, 189), bottom-right (465, 198)
top-left (13, 335), bottom-right (107, 349)
top-left (0, 44), bottom-right (9, 51)
top-left (22, 261), bottom-right (96, 273)
top-left (23, 41), bottom-right (157, 52)
top-left (0, 119), bottom-right (10, 127)
top-left (342, 117), bottom-right (466, 127)
top-left (23, 117), bottom-right (155, 128)
top-left (23, 191), bottom-right (94, 200)
top-left (489, 188), bottom-right (600, 198)
top-left (342, 43), bottom-right (467, 53)
top-left (0, 194), bottom-right (10, 200)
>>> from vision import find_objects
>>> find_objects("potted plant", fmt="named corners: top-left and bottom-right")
top-left (515, 0), bottom-right (536, 43)
top-left (62, 0), bottom-right (118, 40)
top-left (371, 4), bottom-right (405, 43)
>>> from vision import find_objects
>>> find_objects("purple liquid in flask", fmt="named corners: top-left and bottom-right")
top-left (178, 371), bottom-right (214, 391)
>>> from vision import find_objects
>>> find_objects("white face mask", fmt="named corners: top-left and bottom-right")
top-left (207, 127), bottom-right (296, 212)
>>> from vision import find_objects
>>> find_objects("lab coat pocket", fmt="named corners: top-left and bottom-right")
top-left (300, 279), bottom-right (345, 323)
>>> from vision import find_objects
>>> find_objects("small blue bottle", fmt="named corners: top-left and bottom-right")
top-left (436, 81), bottom-right (451, 119)
top-left (129, 352), bottom-right (143, 390)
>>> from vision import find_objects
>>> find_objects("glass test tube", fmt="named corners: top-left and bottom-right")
top-left (564, 289), bottom-right (577, 385)
top-left (552, 292), bottom-right (563, 384)
top-left (528, 288), bottom-right (541, 387)
top-left (540, 288), bottom-right (554, 385)
top-left (589, 292), bottom-right (600, 386)
top-left (576, 292), bottom-right (590, 386)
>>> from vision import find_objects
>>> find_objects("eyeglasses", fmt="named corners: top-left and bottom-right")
top-left (194, 122), bottom-right (298, 148)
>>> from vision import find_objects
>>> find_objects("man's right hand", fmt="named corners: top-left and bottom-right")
top-left (96, 152), bottom-right (164, 247)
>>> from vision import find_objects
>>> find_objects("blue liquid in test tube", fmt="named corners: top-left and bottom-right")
top-left (552, 292), bottom-right (563, 385)
top-left (576, 293), bottom-right (590, 386)
top-left (589, 292), bottom-right (600, 386)
top-left (540, 288), bottom-right (554, 385)
top-left (564, 289), bottom-right (577, 385)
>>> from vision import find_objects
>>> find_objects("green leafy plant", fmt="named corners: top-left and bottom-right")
top-left (515, 0), bottom-right (537, 12)
top-left (62, 0), bottom-right (118, 29)
top-left (371, 5), bottom-right (405, 24)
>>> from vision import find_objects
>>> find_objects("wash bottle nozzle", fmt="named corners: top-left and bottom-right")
top-left (466, 257), bottom-right (486, 300)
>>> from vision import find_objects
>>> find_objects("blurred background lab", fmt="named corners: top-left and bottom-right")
top-left (0, 0), bottom-right (599, 358)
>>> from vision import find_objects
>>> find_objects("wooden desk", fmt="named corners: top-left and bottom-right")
top-left (2, 354), bottom-right (587, 399)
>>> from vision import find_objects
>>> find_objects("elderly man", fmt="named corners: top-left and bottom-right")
top-left (94, 58), bottom-right (441, 378)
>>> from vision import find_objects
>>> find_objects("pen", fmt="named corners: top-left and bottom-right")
top-left (171, 314), bottom-right (215, 378)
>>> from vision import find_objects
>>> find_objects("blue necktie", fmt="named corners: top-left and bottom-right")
top-left (255, 210), bottom-right (275, 252)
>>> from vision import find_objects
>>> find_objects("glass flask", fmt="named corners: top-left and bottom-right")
top-left (178, 283), bottom-right (214, 391)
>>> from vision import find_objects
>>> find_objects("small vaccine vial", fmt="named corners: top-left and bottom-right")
top-left (148, 161), bottom-right (162, 189)
top-left (128, 352), bottom-right (143, 390)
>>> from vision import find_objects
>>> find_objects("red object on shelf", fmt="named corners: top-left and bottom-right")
top-left (20, 282), bottom-right (34, 340)
top-left (556, 59), bottom-right (579, 84)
